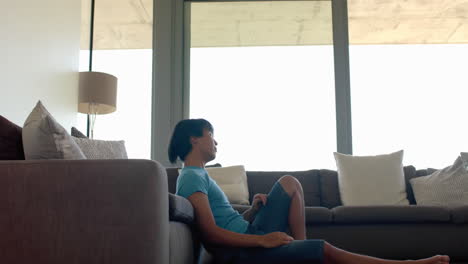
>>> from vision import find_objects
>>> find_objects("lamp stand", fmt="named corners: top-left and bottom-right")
top-left (86, 0), bottom-right (96, 138)
top-left (88, 102), bottom-right (98, 139)
top-left (86, 114), bottom-right (90, 138)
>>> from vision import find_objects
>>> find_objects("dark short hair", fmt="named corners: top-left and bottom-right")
top-left (168, 119), bottom-right (214, 164)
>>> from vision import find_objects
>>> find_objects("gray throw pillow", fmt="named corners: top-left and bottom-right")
top-left (22, 101), bottom-right (86, 160)
top-left (71, 126), bottom-right (87, 138)
top-left (73, 137), bottom-right (128, 159)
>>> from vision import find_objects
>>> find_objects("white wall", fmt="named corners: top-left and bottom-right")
top-left (0, 0), bottom-right (81, 129)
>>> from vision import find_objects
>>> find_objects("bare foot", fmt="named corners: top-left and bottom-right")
top-left (409, 255), bottom-right (450, 264)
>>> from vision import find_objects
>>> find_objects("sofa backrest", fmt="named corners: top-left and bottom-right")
top-left (166, 165), bottom-right (435, 208)
top-left (167, 167), bottom-right (179, 194)
top-left (166, 168), bottom-right (322, 206)
top-left (246, 170), bottom-right (321, 206)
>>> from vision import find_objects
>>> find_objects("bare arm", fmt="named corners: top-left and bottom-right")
top-left (242, 193), bottom-right (267, 223)
top-left (242, 208), bottom-right (257, 223)
top-left (188, 192), bottom-right (293, 248)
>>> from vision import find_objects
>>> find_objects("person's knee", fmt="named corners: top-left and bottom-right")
top-left (323, 242), bottom-right (334, 261)
top-left (279, 175), bottom-right (301, 196)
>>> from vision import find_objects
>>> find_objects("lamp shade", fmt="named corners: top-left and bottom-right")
top-left (78, 71), bottom-right (117, 114)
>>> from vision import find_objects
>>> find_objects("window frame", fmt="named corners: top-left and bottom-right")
top-left (152, 0), bottom-right (352, 166)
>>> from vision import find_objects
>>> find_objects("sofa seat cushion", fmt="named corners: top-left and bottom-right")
top-left (450, 206), bottom-right (468, 224)
top-left (169, 193), bottom-right (194, 225)
top-left (233, 205), bottom-right (333, 224)
top-left (332, 205), bottom-right (451, 224)
top-left (305, 207), bottom-right (333, 224)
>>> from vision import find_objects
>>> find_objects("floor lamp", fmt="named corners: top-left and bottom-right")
top-left (80, 0), bottom-right (117, 138)
top-left (78, 71), bottom-right (117, 139)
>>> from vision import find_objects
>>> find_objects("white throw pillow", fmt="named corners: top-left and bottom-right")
top-left (334, 150), bottom-right (409, 206)
top-left (206, 165), bottom-right (250, 205)
top-left (410, 155), bottom-right (468, 206)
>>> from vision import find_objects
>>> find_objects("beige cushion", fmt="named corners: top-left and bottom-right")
top-left (334, 150), bottom-right (409, 206)
top-left (73, 137), bottom-right (128, 159)
top-left (206, 165), bottom-right (250, 205)
top-left (410, 155), bottom-right (468, 206)
top-left (22, 101), bottom-right (86, 160)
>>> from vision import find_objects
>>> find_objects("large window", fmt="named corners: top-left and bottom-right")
top-left (79, 0), bottom-right (153, 158)
top-left (152, 0), bottom-right (468, 170)
top-left (188, 1), bottom-right (336, 170)
top-left (348, 0), bottom-right (468, 169)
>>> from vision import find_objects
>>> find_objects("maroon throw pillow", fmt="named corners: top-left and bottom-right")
top-left (0, 115), bottom-right (25, 160)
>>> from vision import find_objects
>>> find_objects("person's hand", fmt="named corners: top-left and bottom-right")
top-left (259, 232), bottom-right (294, 248)
top-left (252, 193), bottom-right (268, 211)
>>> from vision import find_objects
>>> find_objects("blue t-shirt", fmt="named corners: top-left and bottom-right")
top-left (176, 166), bottom-right (249, 234)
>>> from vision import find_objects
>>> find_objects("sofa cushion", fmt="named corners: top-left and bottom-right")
top-left (22, 101), bottom-right (86, 160)
top-left (334, 150), bottom-right (409, 206)
top-left (169, 193), bottom-right (194, 225)
top-left (71, 126), bottom-right (87, 138)
top-left (305, 207), bottom-right (333, 224)
top-left (411, 156), bottom-right (468, 207)
top-left (406, 168), bottom-right (430, 204)
top-left (206, 165), bottom-right (250, 205)
top-left (450, 206), bottom-right (468, 224)
top-left (320, 166), bottom-right (417, 208)
top-left (167, 167), bottom-right (180, 194)
top-left (319, 169), bottom-right (341, 208)
top-left (332, 205), bottom-right (451, 224)
top-left (0, 115), bottom-right (24, 160)
top-left (246, 170), bottom-right (321, 206)
top-left (73, 137), bottom-right (128, 159)
top-left (170, 222), bottom-right (196, 264)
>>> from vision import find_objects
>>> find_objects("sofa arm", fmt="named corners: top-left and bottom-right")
top-left (169, 193), bottom-right (195, 224)
top-left (0, 159), bottom-right (169, 264)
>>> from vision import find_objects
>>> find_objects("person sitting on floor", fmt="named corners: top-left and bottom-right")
top-left (168, 118), bottom-right (450, 264)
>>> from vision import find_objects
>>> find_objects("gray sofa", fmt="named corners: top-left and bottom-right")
top-left (0, 159), bottom-right (170, 264)
top-left (167, 166), bottom-right (468, 264)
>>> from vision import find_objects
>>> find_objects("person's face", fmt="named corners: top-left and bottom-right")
top-left (192, 128), bottom-right (218, 162)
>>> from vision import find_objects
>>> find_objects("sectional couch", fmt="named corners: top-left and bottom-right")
top-left (167, 166), bottom-right (468, 264)
top-left (0, 159), bottom-right (170, 264)
top-left (1, 158), bottom-right (466, 264)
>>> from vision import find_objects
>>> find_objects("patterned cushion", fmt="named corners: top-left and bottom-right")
top-left (410, 155), bottom-right (468, 206)
top-left (22, 101), bottom-right (86, 160)
top-left (0, 115), bottom-right (24, 160)
top-left (73, 137), bottom-right (127, 159)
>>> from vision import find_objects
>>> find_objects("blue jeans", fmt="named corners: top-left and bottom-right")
top-left (209, 182), bottom-right (325, 264)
